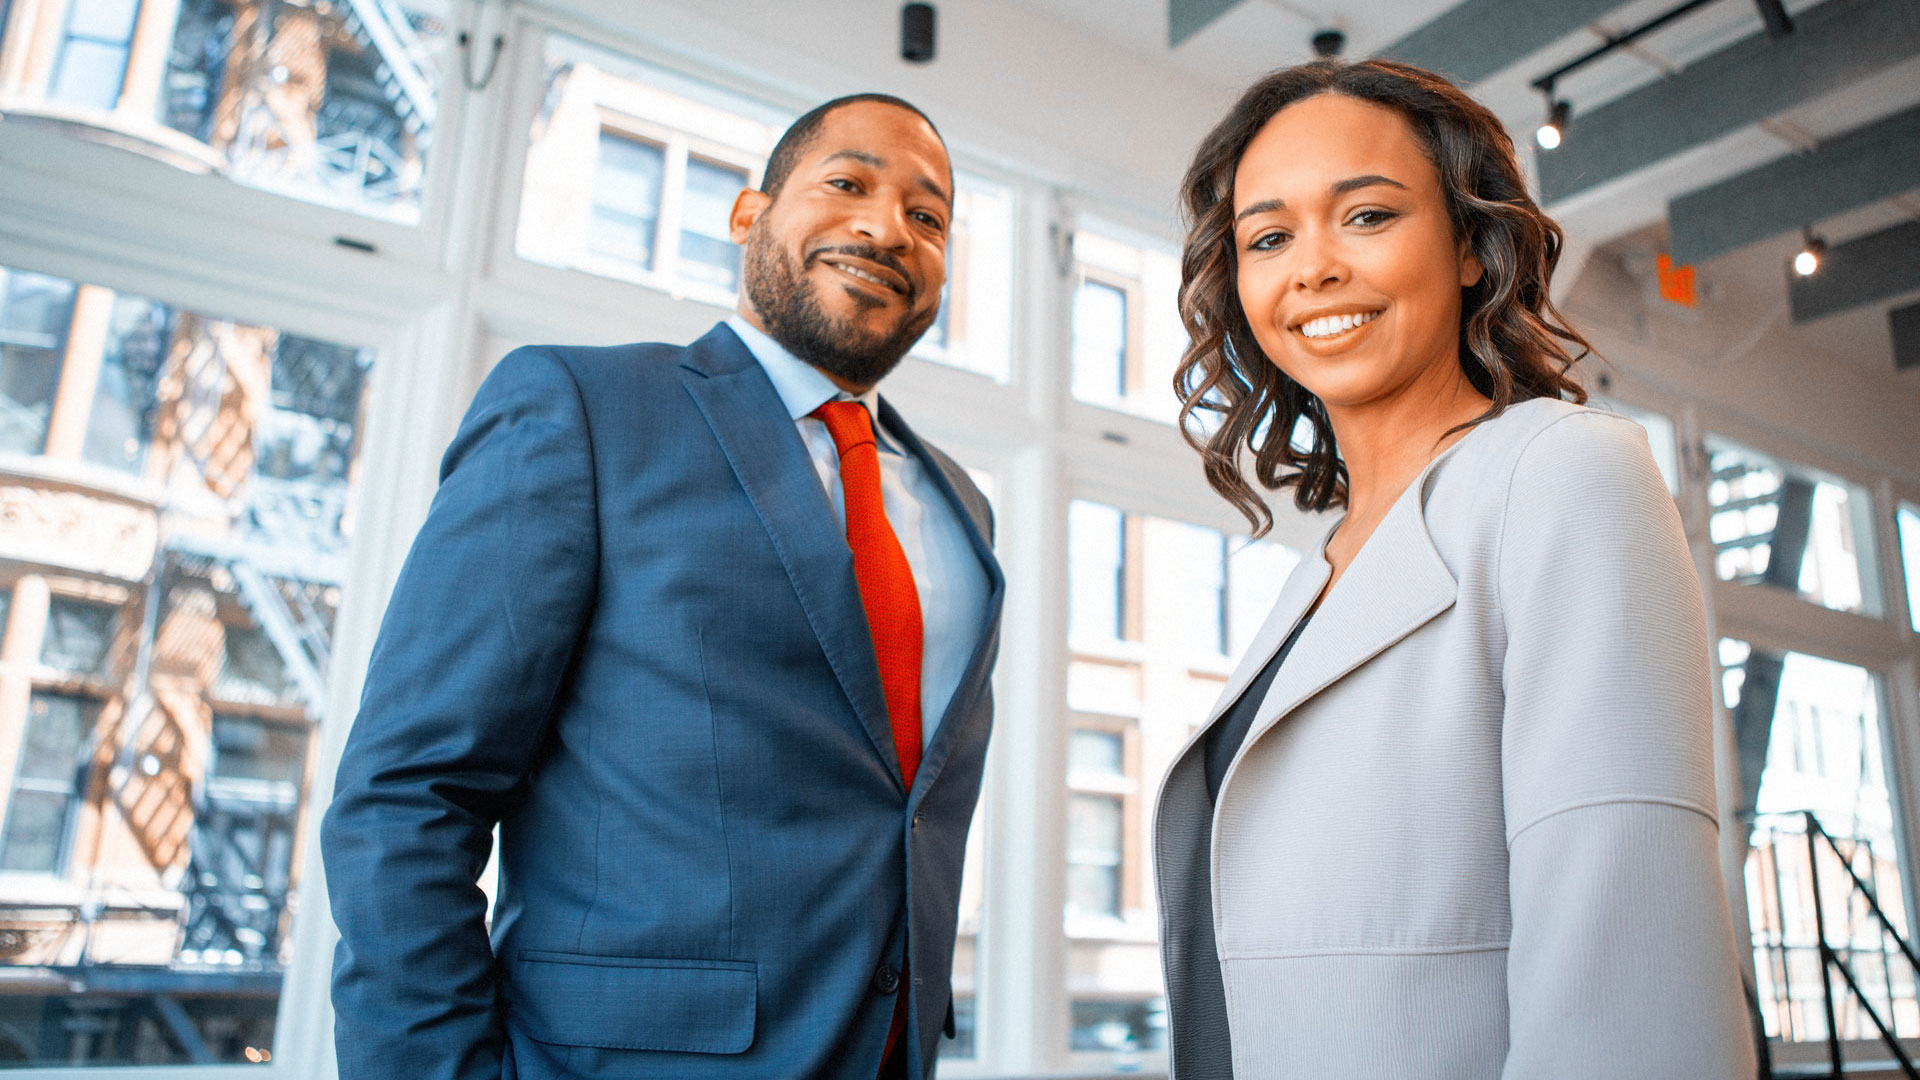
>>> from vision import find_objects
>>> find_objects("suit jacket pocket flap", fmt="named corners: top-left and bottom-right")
top-left (512, 950), bottom-right (756, 1053)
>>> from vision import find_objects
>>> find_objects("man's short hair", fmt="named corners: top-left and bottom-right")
top-left (760, 93), bottom-right (946, 199)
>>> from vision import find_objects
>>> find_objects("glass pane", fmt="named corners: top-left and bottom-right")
top-left (0, 260), bottom-right (374, 1065)
top-left (81, 294), bottom-right (172, 473)
top-left (1730, 641), bottom-right (1916, 1043)
top-left (65, 0), bottom-right (141, 41)
top-left (1227, 538), bottom-right (1302, 659)
top-left (0, 789), bottom-right (77, 873)
top-left (1068, 229), bottom-right (1183, 423)
top-left (1706, 436), bottom-right (1880, 615)
top-left (210, 714), bottom-right (310, 790)
top-left (14, 0), bottom-right (445, 220)
top-left (679, 157), bottom-right (746, 291)
top-left (1070, 278), bottom-right (1127, 405)
top-left (1899, 503), bottom-right (1920, 633)
top-left (1070, 998), bottom-right (1165, 1056)
top-left (49, 38), bottom-right (130, 111)
top-left (1064, 502), bottom-right (1294, 1062)
top-left (39, 597), bottom-right (117, 676)
top-left (0, 269), bottom-right (77, 456)
top-left (912, 172), bottom-right (1013, 382)
top-left (1162, 522), bottom-right (1226, 658)
top-left (1065, 795), bottom-right (1123, 915)
top-left (1068, 730), bottom-right (1125, 778)
top-left (13, 693), bottom-right (94, 783)
top-left (587, 132), bottom-right (665, 270)
top-left (2, 0), bottom-right (446, 220)
top-left (517, 32), bottom-right (785, 295)
top-left (1068, 500), bottom-right (1125, 646)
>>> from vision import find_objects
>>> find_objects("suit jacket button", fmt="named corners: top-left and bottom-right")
top-left (911, 812), bottom-right (923, 828)
top-left (872, 963), bottom-right (901, 995)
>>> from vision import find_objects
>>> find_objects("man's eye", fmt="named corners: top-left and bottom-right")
top-left (827, 178), bottom-right (858, 192)
top-left (914, 211), bottom-right (945, 230)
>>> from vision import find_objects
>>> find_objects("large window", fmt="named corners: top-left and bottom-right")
top-left (1062, 498), bottom-right (1296, 1063)
top-left (1706, 436), bottom-right (1882, 616)
top-left (0, 693), bottom-right (97, 874)
top-left (47, 0), bottom-right (140, 111)
top-left (1727, 640), bottom-right (1917, 1043)
top-left (515, 32), bottom-right (1014, 382)
top-left (0, 260), bottom-right (373, 1065)
top-left (1067, 228), bottom-right (1183, 423)
top-left (1, 0), bottom-right (445, 220)
top-left (0, 268), bottom-right (77, 456)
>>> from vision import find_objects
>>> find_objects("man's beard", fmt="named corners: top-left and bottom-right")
top-left (741, 227), bottom-right (938, 389)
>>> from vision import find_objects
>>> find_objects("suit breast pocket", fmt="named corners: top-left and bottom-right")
top-left (509, 950), bottom-right (757, 1054)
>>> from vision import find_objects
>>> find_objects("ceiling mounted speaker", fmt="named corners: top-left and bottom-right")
top-left (903, 3), bottom-right (937, 64)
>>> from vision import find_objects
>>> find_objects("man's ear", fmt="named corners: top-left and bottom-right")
top-left (729, 188), bottom-right (771, 244)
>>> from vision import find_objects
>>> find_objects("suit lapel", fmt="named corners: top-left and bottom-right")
top-left (679, 326), bottom-right (903, 789)
top-left (875, 398), bottom-right (1006, 803)
top-left (1239, 457), bottom-right (1460, 754)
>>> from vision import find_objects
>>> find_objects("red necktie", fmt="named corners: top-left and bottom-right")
top-left (813, 400), bottom-right (925, 787)
top-left (812, 400), bottom-right (922, 1075)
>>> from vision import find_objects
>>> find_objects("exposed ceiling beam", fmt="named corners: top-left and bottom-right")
top-left (1377, 0), bottom-right (1628, 85)
top-left (1892, 301), bottom-right (1920, 370)
top-left (1668, 106), bottom-right (1920, 264)
top-left (1788, 219), bottom-right (1920, 324)
top-left (1169, 0), bottom-right (1243, 48)
top-left (1538, 0), bottom-right (1920, 205)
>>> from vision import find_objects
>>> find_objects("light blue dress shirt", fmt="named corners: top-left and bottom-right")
top-left (726, 315), bottom-right (990, 744)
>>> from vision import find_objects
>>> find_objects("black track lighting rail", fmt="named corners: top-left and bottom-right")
top-left (1530, 0), bottom-right (1726, 94)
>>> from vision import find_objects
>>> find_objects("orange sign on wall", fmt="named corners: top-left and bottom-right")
top-left (1657, 253), bottom-right (1699, 308)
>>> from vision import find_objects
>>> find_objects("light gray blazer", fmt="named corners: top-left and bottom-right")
top-left (1153, 398), bottom-right (1756, 1079)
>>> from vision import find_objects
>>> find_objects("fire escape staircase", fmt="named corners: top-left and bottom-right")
top-left (1759, 812), bottom-right (1920, 1080)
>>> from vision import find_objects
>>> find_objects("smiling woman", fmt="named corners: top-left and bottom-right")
top-left (1152, 59), bottom-right (1757, 1080)
top-left (1174, 60), bottom-right (1592, 528)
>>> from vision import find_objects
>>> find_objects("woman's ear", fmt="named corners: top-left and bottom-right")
top-left (1457, 236), bottom-right (1485, 288)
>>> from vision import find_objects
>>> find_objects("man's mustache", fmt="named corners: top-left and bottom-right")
top-left (805, 244), bottom-right (917, 301)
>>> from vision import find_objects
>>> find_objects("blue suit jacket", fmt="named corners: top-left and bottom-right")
top-left (322, 323), bottom-right (1004, 1079)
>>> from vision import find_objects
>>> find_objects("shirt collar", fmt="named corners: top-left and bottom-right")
top-left (726, 315), bottom-right (897, 452)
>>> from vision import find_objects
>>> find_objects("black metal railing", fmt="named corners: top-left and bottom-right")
top-left (1751, 811), bottom-right (1920, 1078)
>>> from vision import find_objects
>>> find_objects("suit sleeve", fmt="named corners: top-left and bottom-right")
top-left (1495, 412), bottom-right (1755, 1079)
top-left (321, 347), bottom-right (599, 1080)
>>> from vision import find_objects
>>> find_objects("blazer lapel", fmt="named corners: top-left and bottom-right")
top-left (678, 326), bottom-right (903, 789)
top-left (1204, 531), bottom-right (1334, 730)
top-left (874, 398), bottom-right (1006, 803)
top-left (1240, 460), bottom-right (1460, 752)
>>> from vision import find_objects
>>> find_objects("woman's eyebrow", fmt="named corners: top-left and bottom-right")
top-left (1330, 174), bottom-right (1407, 196)
top-left (1234, 175), bottom-right (1409, 224)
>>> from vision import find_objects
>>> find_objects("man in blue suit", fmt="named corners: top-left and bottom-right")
top-left (322, 94), bottom-right (1003, 1080)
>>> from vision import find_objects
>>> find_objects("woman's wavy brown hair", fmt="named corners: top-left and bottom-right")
top-left (1175, 59), bottom-right (1593, 535)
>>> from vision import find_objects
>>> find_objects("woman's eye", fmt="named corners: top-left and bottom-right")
top-left (1249, 231), bottom-right (1289, 251)
top-left (827, 178), bottom-right (858, 192)
top-left (1348, 209), bottom-right (1397, 228)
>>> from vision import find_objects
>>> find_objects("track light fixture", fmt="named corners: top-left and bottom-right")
top-left (1793, 229), bottom-right (1825, 277)
top-left (1536, 97), bottom-right (1570, 151)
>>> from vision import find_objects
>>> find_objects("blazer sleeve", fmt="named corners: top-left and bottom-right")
top-left (1495, 411), bottom-right (1755, 1079)
top-left (321, 347), bottom-right (599, 1080)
